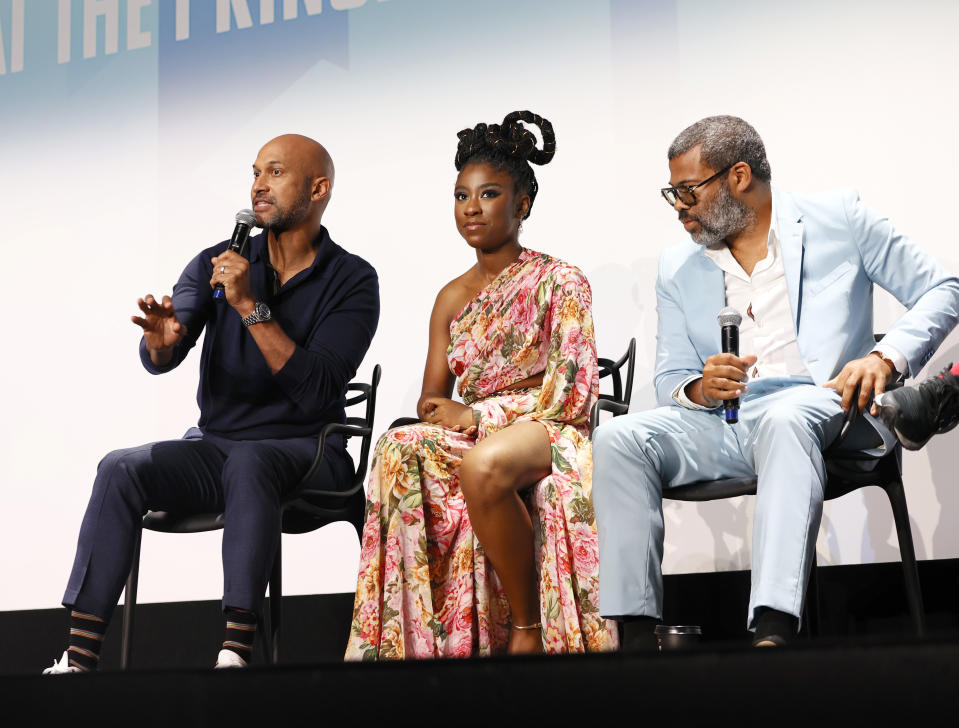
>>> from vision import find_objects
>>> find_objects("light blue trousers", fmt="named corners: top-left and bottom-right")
top-left (592, 381), bottom-right (848, 630)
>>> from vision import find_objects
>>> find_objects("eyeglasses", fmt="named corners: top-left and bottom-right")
top-left (661, 164), bottom-right (734, 206)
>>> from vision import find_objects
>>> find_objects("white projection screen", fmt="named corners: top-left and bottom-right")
top-left (2, 0), bottom-right (959, 612)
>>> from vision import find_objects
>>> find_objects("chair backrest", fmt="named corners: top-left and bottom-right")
top-left (297, 363), bottom-right (382, 498)
top-left (142, 366), bottom-right (382, 536)
top-left (589, 338), bottom-right (637, 436)
top-left (598, 338), bottom-right (637, 409)
top-left (280, 364), bottom-right (382, 535)
top-left (344, 364), bottom-right (381, 486)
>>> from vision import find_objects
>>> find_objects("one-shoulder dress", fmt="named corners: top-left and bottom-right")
top-left (346, 249), bottom-right (618, 658)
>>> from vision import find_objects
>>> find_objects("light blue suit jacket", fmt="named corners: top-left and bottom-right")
top-left (654, 188), bottom-right (959, 410)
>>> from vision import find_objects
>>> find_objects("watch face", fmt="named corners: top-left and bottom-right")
top-left (255, 302), bottom-right (271, 318)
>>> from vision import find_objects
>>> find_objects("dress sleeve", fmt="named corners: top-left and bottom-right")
top-left (472, 265), bottom-right (599, 439)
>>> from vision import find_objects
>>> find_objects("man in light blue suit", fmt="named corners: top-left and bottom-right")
top-left (592, 116), bottom-right (959, 649)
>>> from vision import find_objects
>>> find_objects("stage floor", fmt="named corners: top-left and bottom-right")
top-left (5, 636), bottom-right (959, 725)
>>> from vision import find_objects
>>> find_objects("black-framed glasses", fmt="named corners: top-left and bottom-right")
top-left (661, 164), bottom-right (734, 206)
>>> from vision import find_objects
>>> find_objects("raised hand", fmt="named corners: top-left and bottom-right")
top-left (131, 294), bottom-right (186, 366)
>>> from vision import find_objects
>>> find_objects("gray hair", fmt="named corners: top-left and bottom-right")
top-left (668, 116), bottom-right (772, 183)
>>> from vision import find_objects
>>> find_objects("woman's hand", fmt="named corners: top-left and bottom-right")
top-left (419, 396), bottom-right (476, 434)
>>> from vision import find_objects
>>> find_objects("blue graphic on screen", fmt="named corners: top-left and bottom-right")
top-left (157, 2), bottom-right (349, 138)
top-left (0, 1), bottom-right (349, 133)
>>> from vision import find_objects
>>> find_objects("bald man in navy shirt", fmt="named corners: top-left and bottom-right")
top-left (45, 135), bottom-right (379, 673)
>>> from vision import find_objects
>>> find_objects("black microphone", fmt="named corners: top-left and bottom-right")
top-left (212, 208), bottom-right (257, 300)
top-left (717, 307), bottom-right (743, 424)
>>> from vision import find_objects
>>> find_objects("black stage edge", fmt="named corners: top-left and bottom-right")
top-left (4, 560), bottom-right (959, 723)
top-left (5, 558), bottom-right (959, 675)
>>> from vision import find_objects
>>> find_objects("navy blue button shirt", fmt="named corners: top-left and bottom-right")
top-left (140, 227), bottom-right (379, 440)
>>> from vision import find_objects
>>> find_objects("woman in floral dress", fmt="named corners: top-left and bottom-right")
top-left (346, 111), bottom-right (617, 659)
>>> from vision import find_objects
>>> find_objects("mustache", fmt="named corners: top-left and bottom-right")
top-left (679, 212), bottom-right (698, 222)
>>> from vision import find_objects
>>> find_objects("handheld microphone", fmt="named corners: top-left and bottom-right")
top-left (213, 208), bottom-right (257, 300)
top-left (717, 307), bottom-right (743, 425)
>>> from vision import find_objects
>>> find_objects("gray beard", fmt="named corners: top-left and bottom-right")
top-left (688, 184), bottom-right (755, 246)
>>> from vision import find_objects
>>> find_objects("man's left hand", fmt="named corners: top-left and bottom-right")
top-left (210, 250), bottom-right (255, 317)
top-left (823, 353), bottom-right (895, 415)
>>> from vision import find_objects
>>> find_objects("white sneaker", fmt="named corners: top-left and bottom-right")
top-left (42, 651), bottom-right (83, 675)
top-left (214, 648), bottom-right (248, 669)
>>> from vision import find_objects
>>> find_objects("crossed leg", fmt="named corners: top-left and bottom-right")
top-left (458, 421), bottom-right (552, 654)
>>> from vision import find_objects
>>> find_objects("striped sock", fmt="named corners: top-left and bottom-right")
top-left (222, 608), bottom-right (257, 663)
top-left (68, 610), bottom-right (107, 671)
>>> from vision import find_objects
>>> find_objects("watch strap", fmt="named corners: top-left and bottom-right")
top-left (242, 302), bottom-right (271, 327)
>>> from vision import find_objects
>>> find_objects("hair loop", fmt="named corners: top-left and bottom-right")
top-left (454, 110), bottom-right (555, 220)
top-left (501, 110), bottom-right (556, 165)
top-left (455, 111), bottom-right (555, 170)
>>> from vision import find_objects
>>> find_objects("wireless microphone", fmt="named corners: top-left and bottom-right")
top-left (717, 307), bottom-right (743, 424)
top-left (213, 208), bottom-right (257, 300)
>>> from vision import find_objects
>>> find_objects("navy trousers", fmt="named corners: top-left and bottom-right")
top-left (63, 428), bottom-right (353, 620)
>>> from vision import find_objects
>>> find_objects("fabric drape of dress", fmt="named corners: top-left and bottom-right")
top-left (346, 249), bottom-right (618, 659)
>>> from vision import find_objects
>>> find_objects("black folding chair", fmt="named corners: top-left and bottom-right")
top-left (120, 364), bottom-right (381, 667)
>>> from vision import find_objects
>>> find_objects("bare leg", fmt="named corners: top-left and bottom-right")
top-left (459, 421), bottom-right (552, 654)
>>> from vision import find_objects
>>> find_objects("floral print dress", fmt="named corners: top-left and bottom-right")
top-left (346, 249), bottom-right (618, 659)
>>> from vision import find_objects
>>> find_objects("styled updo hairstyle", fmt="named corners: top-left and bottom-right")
top-left (454, 110), bottom-right (556, 220)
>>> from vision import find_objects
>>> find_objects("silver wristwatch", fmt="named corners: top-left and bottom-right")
top-left (242, 301), bottom-right (272, 327)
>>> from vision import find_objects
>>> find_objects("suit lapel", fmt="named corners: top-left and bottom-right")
top-left (775, 189), bottom-right (805, 331)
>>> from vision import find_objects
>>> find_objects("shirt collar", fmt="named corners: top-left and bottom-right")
top-left (250, 226), bottom-right (333, 270)
top-left (768, 192), bottom-right (779, 250)
top-left (249, 226), bottom-right (335, 296)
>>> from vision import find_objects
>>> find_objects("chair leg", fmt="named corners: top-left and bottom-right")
top-left (883, 479), bottom-right (926, 638)
top-left (268, 538), bottom-right (282, 665)
top-left (351, 512), bottom-right (364, 544)
top-left (351, 491), bottom-right (366, 543)
top-left (804, 552), bottom-right (821, 640)
top-left (120, 527), bottom-right (142, 670)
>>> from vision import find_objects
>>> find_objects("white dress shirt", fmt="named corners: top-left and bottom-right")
top-left (672, 199), bottom-right (905, 410)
